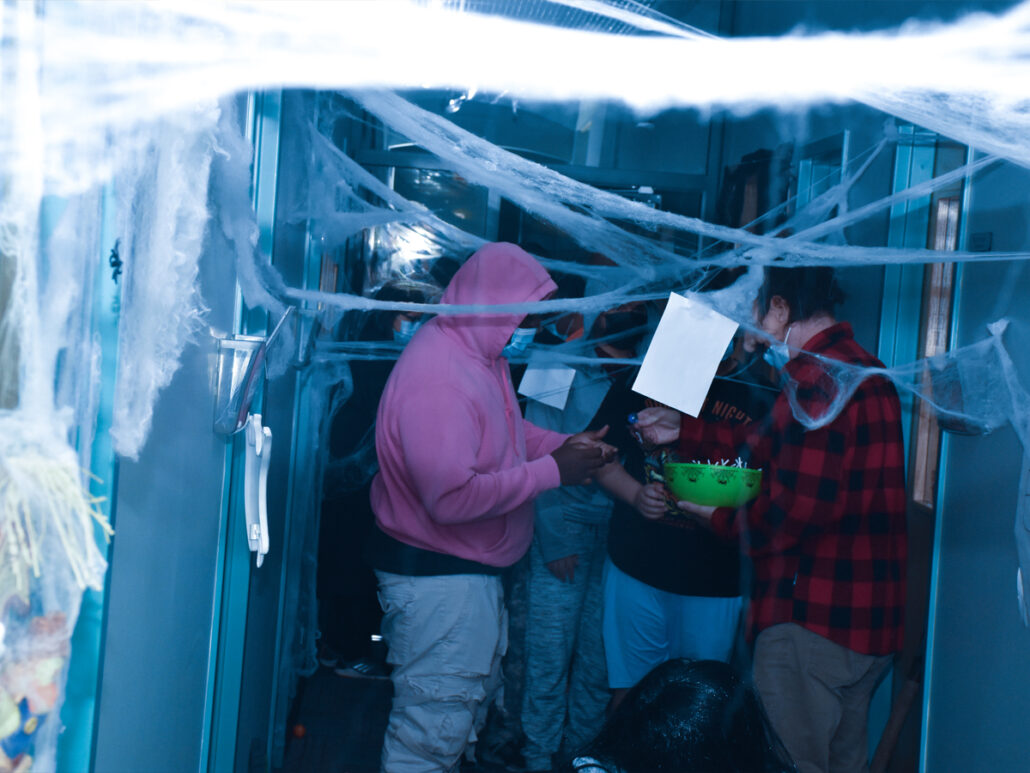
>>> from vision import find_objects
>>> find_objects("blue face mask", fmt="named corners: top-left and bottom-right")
top-left (502, 326), bottom-right (537, 360)
top-left (393, 317), bottom-right (422, 345)
top-left (762, 325), bottom-right (793, 369)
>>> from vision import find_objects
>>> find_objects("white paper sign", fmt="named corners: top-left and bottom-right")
top-left (631, 293), bottom-right (738, 417)
top-left (518, 364), bottom-right (578, 410)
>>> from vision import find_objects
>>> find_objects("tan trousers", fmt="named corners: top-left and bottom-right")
top-left (376, 572), bottom-right (507, 773)
top-left (753, 623), bottom-right (892, 773)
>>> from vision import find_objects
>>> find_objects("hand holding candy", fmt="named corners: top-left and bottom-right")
top-left (634, 482), bottom-right (667, 519)
top-left (628, 407), bottom-right (681, 447)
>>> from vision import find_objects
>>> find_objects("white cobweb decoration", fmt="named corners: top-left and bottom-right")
top-left (4, 0), bottom-right (1030, 769)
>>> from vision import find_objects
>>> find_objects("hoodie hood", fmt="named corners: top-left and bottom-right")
top-left (435, 242), bottom-right (556, 359)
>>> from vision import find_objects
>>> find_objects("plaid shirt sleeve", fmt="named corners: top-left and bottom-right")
top-left (678, 325), bottom-right (907, 655)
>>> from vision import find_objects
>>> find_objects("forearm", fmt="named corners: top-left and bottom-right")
top-left (594, 462), bottom-right (642, 506)
top-left (523, 420), bottom-right (569, 460)
top-left (425, 456), bottom-right (561, 524)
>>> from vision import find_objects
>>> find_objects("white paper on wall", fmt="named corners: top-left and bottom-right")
top-left (631, 292), bottom-right (738, 417)
top-left (519, 363), bottom-right (578, 410)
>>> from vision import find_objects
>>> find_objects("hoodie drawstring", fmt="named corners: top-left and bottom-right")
top-left (495, 359), bottom-right (524, 456)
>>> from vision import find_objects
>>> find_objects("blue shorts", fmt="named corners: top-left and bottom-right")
top-left (602, 559), bottom-right (744, 689)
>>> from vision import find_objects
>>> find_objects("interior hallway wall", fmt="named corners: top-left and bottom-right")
top-left (922, 161), bottom-right (1030, 773)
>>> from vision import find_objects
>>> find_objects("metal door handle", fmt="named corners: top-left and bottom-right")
top-left (244, 413), bottom-right (272, 568)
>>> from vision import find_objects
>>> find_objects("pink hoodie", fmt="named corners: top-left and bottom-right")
top-left (369, 243), bottom-right (568, 567)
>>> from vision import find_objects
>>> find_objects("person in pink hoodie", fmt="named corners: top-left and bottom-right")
top-left (367, 242), bottom-right (612, 773)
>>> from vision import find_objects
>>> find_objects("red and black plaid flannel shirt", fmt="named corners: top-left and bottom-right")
top-left (679, 323), bottom-right (907, 656)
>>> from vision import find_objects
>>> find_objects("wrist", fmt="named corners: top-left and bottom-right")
top-left (537, 454), bottom-right (564, 490)
top-left (619, 479), bottom-right (644, 507)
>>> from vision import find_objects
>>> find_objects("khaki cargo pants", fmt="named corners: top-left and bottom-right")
top-left (376, 571), bottom-right (507, 773)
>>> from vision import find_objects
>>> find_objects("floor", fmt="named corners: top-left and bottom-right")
top-left (278, 667), bottom-right (523, 773)
top-left (279, 666), bottom-right (392, 773)
top-left (282, 560), bottom-right (532, 773)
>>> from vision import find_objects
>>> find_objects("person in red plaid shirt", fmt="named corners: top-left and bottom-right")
top-left (634, 266), bottom-right (906, 773)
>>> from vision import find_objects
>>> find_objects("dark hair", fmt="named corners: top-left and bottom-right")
top-left (359, 280), bottom-right (438, 341)
top-left (567, 659), bottom-right (796, 773)
top-left (757, 266), bottom-right (845, 324)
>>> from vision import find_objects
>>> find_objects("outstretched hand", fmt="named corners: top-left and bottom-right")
top-left (568, 425), bottom-right (618, 463)
top-left (551, 435), bottom-right (609, 486)
top-left (631, 407), bottom-right (682, 448)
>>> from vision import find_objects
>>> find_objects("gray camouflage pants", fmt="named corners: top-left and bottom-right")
top-left (521, 524), bottom-right (610, 771)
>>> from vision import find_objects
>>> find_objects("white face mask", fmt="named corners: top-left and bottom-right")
top-left (763, 325), bottom-right (794, 369)
top-left (502, 326), bottom-right (537, 359)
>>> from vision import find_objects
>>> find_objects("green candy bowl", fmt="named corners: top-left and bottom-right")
top-left (663, 462), bottom-right (762, 508)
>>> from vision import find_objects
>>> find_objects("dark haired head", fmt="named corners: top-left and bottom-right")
top-left (568, 659), bottom-right (796, 773)
top-left (359, 280), bottom-right (439, 341)
top-left (757, 266), bottom-right (845, 324)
